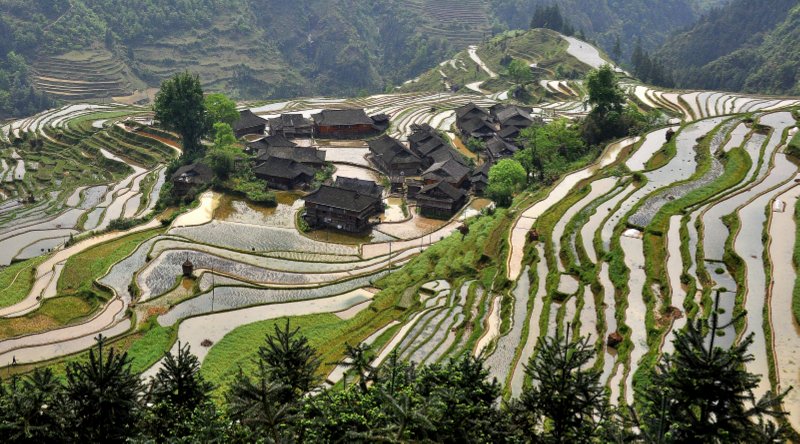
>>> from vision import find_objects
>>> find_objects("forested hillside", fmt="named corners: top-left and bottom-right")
top-left (0, 0), bottom-right (455, 115)
top-left (487, 0), bottom-right (702, 58)
top-left (656, 0), bottom-right (800, 95)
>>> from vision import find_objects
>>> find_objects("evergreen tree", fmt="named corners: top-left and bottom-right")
top-left (0, 369), bottom-right (62, 443)
top-left (638, 318), bottom-right (790, 443)
top-left (60, 335), bottom-right (142, 442)
top-left (339, 342), bottom-right (375, 393)
top-left (144, 342), bottom-right (214, 440)
top-left (257, 319), bottom-right (321, 402)
top-left (510, 332), bottom-right (622, 443)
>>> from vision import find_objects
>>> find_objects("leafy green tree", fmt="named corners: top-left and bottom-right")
top-left (154, 72), bottom-right (207, 159)
top-left (204, 93), bottom-right (239, 127)
top-left (586, 64), bottom-right (625, 118)
top-left (510, 333), bottom-right (622, 443)
top-left (487, 158), bottom-right (527, 206)
top-left (517, 119), bottom-right (584, 183)
top-left (60, 335), bottom-right (143, 442)
top-left (205, 122), bottom-right (244, 179)
top-left (507, 58), bottom-right (533, 87)
top-left (638, 319), bottom-right (790, 443)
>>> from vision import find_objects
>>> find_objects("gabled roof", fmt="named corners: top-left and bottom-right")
top-left (255, 146), bottom-right (326, 165)
top-left (459, 116), bottom-right (496, 135)
top-left (253, 157), bottom-right (315, 180)
top-left (427, 146), bottom-right (467, 166)
top-left (472, 161), bottom-right (493, 179)
top-left (233, 110), bottom-right (267, 131)
top-left (486, 135), bottom-right (519, 158)
top-left (419, 180), bottom-right (467, 201)
top-left (171, 162), bottom-right (214, 184)
top-left (304, 185), bottom-right (382, 213)
top-left (248, 134), bottom-right (297, 151)
top-left (497, 125), bottom-right (522, 140)
top-left (334, 177), bottom-right (384, 198)
top-left (416, 136), bottom-right (448, 157)
top-left (408, 123), bottom-right (437, 146)
top-left (312, 109), bottom-right (374, 126)
top-left (269, 114), bottom-right (313, 130)
top-left (490, 104), bottom-right (533, 123)
top-left (368, 135), bottom-right (420, 165)
top-left (455, 102), bottom-right (490, 120)
top-left (421, 159), bottom-right (471, 182)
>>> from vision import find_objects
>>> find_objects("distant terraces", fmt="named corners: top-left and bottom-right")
top-left (32, 50), bottom-right (133, 100)
top-left (407, 0), bottom-right (491, 49)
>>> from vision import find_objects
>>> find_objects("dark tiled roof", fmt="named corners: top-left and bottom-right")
top-left (233, 110), bottom-right (267, 131)
top-left (408, 124), bottom-right (437, 145)
top-left (304, 185), bottom-right (382, 212)
top-left (247, 134), bottom-right (297, 151)
top-left (455, 102), bottom-right (490, 120)
top-left (253, 157), bottom-right (315, 180)
top-left (490, 104), bottom-right (533, 123)
top-left (269, 114), bottom-right (312, 129)
top-left (312, 109), bottom-right (374, 126)
top-left (427, 146), bottom-right (466, 166)
top-left (421, 159), bottom-right (471, 182)
top-left (459, 117), bottom-right (496, 135)
top-left (255, 146), bottom-right (326, 165)
top-left (419, 180), bottom-right (467, 201)
top-left (368, 135), bottom-right (420, 165)
top-left (486, 135), bottom-right (519, 157)
top-left (334, 177), bottom-right (384, 198)
top-left (497, 125), bottom-right (522, 140)
top-left (171, 162), bottom-right (214, 184)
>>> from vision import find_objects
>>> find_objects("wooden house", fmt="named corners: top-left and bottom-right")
top-left (232, 110), bottom-right (267, 138)
top-left (470, 161), bottom-right (492, 195)
top-left (245, 134), bottom-right (297, 155)
top-left (312, 109), bottom-right (384, 139)
top-left (268, 114), bottom-right (314, 138)
top-left (170, 162), bottom-right (214, 196)
top-left (421, 159), bottom-right (471, 188)
top-left (368, 135), bottom-right (422, 177)
top-left (303, 182), bottom-right (384, 233)
top-left (253, 157), bottom-right (315, 190)
top-left (416, 181), bottom-right (467, 219)
top-left (486, 135), bottom-right (520, 160)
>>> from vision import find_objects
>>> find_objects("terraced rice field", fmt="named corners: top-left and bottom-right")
top-left (1, 53), bottom-right (800, 432)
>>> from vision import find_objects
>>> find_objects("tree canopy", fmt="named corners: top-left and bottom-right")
top-left (154, 72), bottom-right (207, 159)
top-left (487, 158), bottom-right (527, 206)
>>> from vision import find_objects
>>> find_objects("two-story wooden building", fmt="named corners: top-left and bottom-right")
top-left (170, 162), bottom-right (214, 196)
top-left (253, 157), bottom-right (316, 190)
top-left (368, 135), bottom-right (422, 177)
top-left (416, 181), bottom-right (468, 219)
top-left (303, 178), bottom-right (384, 233)
top-left (312, 109), bottom-right (385, 139)
top-left (232, 110), bottom-right (268, 138)
top-left (268, 114), bottom-right (314, 138)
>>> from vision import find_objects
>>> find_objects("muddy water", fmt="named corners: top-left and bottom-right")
top-left (582, 184), bottom-right (634, 262)
top-left (663, 216), bottom-right (687, 355)
top-left (578, 285), bottom-right (597, 341)
top-left (215, 192), bottom-right (301, 228)
top-left (552, 178), bottom-right (617, 272)
top-left (172, 191), bottom-right (221, 227)
top-left (620, 236), bottom-right (649, 405)
top-left (768, 185), bottom-right (800, 432)
top-left (703, 262), bottom-right (737, 348)
top-left (734, 168), bottom-right (799, 400)
top-left (381, 197), bottom-right (406, 223)
top-left (507, 136), bottom-right (638, 280)
top-left (510, 246), bottom-right (547, 397)
top-left (475, 296), bottom-right (502, 356)
top-left (686, 211), bottom-right (701, 281)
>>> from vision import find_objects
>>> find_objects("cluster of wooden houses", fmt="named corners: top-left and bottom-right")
top-left (169, 103), bottom-right (531, 234)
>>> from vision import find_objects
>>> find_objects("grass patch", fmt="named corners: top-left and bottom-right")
top-left (201, 314), bottom-right (348, 398)
top-left (0, 294), bottom-right (101, 340)
top-left (0, 256), bottom-right (47, 309)
top-left (58, 228), bottom-right (164, 295)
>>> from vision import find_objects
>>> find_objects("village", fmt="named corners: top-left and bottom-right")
top-left (172, 102), bottom-right (537, 235)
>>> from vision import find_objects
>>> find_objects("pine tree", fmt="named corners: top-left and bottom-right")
top-left (61, 335), bottom-right (143, 442)
top-left (638, 318), bottom-right (790, 443)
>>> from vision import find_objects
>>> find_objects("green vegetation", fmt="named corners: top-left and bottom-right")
top-left (487, 159), bottom-right (527, 206)
top-left (154, 72), bottom-right (207, 158)
top-left (0, 256), bottom-right (46, 309)
top-left (58, 228), bottom-right (164, 296)
top-left (794, 200), bottom-right (800, 325)
top-left (656, 0), bottom-right (800, 94)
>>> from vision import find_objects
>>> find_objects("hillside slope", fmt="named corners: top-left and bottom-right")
top-left (655, 0), bottom-right (800, 95)
top-left (0, 0), bottom-right (457, 104)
